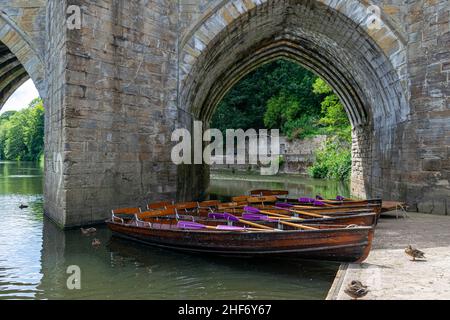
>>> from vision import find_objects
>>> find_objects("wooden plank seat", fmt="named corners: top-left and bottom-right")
top-left (197, 200), bottom-right (221, 215)
top-left (111, 207), bottom-right (142, 223)
top-left (250, 190), bottom-right (289, 196)
top-left (247, 196), bottom-right (277, 206)
top-left (197, 200), bottom-right (221, 209)
top-left (147, 201), bottom-right (173, 210)
top-left (231, 196), bottom-right (250, 203)
top-left (136, 208), bottom-right (177, 221)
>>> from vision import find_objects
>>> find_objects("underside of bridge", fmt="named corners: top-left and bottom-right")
top-left (0, 0), bottom-right (448, 227)
top-left (0, 42), bottom-right (30, 107)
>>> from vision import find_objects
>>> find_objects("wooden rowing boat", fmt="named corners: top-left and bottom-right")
top-left (250, 189), bottom-right (289, 196)
top-left (278, 196), bottom-right (382, 207)
top-left (210, 208), bottom-right (378, 227)
top-left (137, 198), bottom-right (380, 227)
top-left (206, 211), bottom-right (377, 227)
top-left (381, 200), bottom-right (408, 213)
top-left (208, 202), bottom-right (380, 223)
top-left (267, 205), bottom-right (380, 214)
top-left (106, 217), bottom-right (374, 263)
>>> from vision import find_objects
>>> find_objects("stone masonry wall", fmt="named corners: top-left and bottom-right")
top-left (211, 135), bottom-right (327, 175)
top-left (45, 0), bottom-right (180, 227)
top-left (1, 0), bottom-right (449, 227)
top-left (44, 0), bottom-right (69, 227)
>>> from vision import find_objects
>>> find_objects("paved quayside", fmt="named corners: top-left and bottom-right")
top-left (327, 212), bottom-right (450, 300)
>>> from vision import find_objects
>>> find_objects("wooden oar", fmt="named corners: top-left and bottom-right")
top-left (177, 221), bottom-right (262, 232)
top-left (244, 206), bottom-right (293, 218)
top-left (136, 208), bottom-right (177, 220)
top-left (242, 213), bottom-right (305, 222)
top-left (296, 198), bottom-right (335, 207)
top-left (223, 213), bottom-right (279, 231)
top-left (277, 220), bottom-right (318, 230)
top-left (243, 207), bottom-right (318, 230)
top-left (274, 203), bottom-right (331, 218)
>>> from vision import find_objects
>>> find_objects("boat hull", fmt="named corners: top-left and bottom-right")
top-left (106, 221), bottom-right (374, 263)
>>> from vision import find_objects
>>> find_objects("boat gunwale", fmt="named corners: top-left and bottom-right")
top-left (106, 219), bottom-right (374, 235)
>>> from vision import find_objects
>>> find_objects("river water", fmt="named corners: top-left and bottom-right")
top-left (0, 162), bottom-right (347, 300)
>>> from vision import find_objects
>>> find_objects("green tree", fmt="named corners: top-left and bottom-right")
top-left (211, 59), bottom-right (322, 133)
top-left (313, 78), bottom-right (351, 141)
top-left (0, 98), bottom-right (44, 161)
top-left (308, 137), bottom-right (352, 180)
top-left (0, 111), bottom-right (17, 159)
top-left (264, 92), bottom-right (321, 139)
top-left (23, 98), bottom-right (45, 160)
top-left (3, 112), bottom-right (28, 160)
top-left (308, 79), bottom-right (352, 180)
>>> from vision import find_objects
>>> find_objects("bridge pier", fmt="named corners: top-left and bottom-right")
top-left (43, 0), bottom-right (180, 227)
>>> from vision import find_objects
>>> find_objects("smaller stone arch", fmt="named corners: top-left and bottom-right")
top-left (0, 12), bottom-right (45, 108)
top-left (176, 0), bottom-right (411, 201)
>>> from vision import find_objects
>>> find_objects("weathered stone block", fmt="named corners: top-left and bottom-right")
top-left (422, 159), bottom-right (443, 171)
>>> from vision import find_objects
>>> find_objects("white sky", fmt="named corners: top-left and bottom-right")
top-left (1, 79), bottom-right (40, 114)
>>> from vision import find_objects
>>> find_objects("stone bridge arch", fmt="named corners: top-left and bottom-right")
top-left (177, 0), bottom-right (410, 201)
top-left (0, 9), bottom-right (45, 108)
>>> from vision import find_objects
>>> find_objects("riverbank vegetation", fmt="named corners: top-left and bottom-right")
top-left (0, 98), bottom-right (44, 162)
top-left (211, 59), bottom-right (352, 180)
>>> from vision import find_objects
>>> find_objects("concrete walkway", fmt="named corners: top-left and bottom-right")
top-left (327, 212), bottom-right (450, 300)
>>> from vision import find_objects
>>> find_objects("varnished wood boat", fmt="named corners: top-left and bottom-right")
top-left (278, 196), bottom-right (382, 207)
top-left (381, 200), bottom-right (408, 213)
top-left (205, 212), bottom-right (377, 227)
top-left (232, 194), bottom-right (382, 214)
top-left (106, 216), bottom-right (374, 263)
top-left (139, 198), bottom-right (380, 227)
top-left (250, 189), bottom-right (289, 196)
top-left (210, 200), bottom-right (381, 225)
top-left (269, 204), bottom-right (382, 216)
top-left (210, 207), bottom-right (378, 227)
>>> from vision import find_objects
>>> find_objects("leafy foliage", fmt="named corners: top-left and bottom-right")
top-left (309, 79), bottom-right (352, 180)
top-left (211, 59), bottom-right (323, 137)
top-left (211, 59), bottom-right (353, 180)
top-left (308, 137), bottom-right (352, 181)
top-left (0, 98), bottom-right (44, 161)
top-left (313, 78), bottom-right (351, 140)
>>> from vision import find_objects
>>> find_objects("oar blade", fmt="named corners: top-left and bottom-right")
top-left (208, 213), bottom-right (227, 220)
top-left (243, 206), bottom-right (261, 214)
top-left (177, 221), bottom-right (206, 230)
top-left (216, 225), bottom-right (246, 231)
top-left (275, 202), bottom-right (293, 209)
top-left (222, 212), bottom-right (240, 222)
top-left (298, 197), bottom-right (315, 204)
top-left (242, 213), bottom-right (271, 221)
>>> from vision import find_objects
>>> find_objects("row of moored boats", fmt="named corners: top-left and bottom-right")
top-left (106, 190), bottom-right (385, 263)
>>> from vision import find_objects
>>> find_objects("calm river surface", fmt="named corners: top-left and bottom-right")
top-left (0, 162), bottom-right (347, 300)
